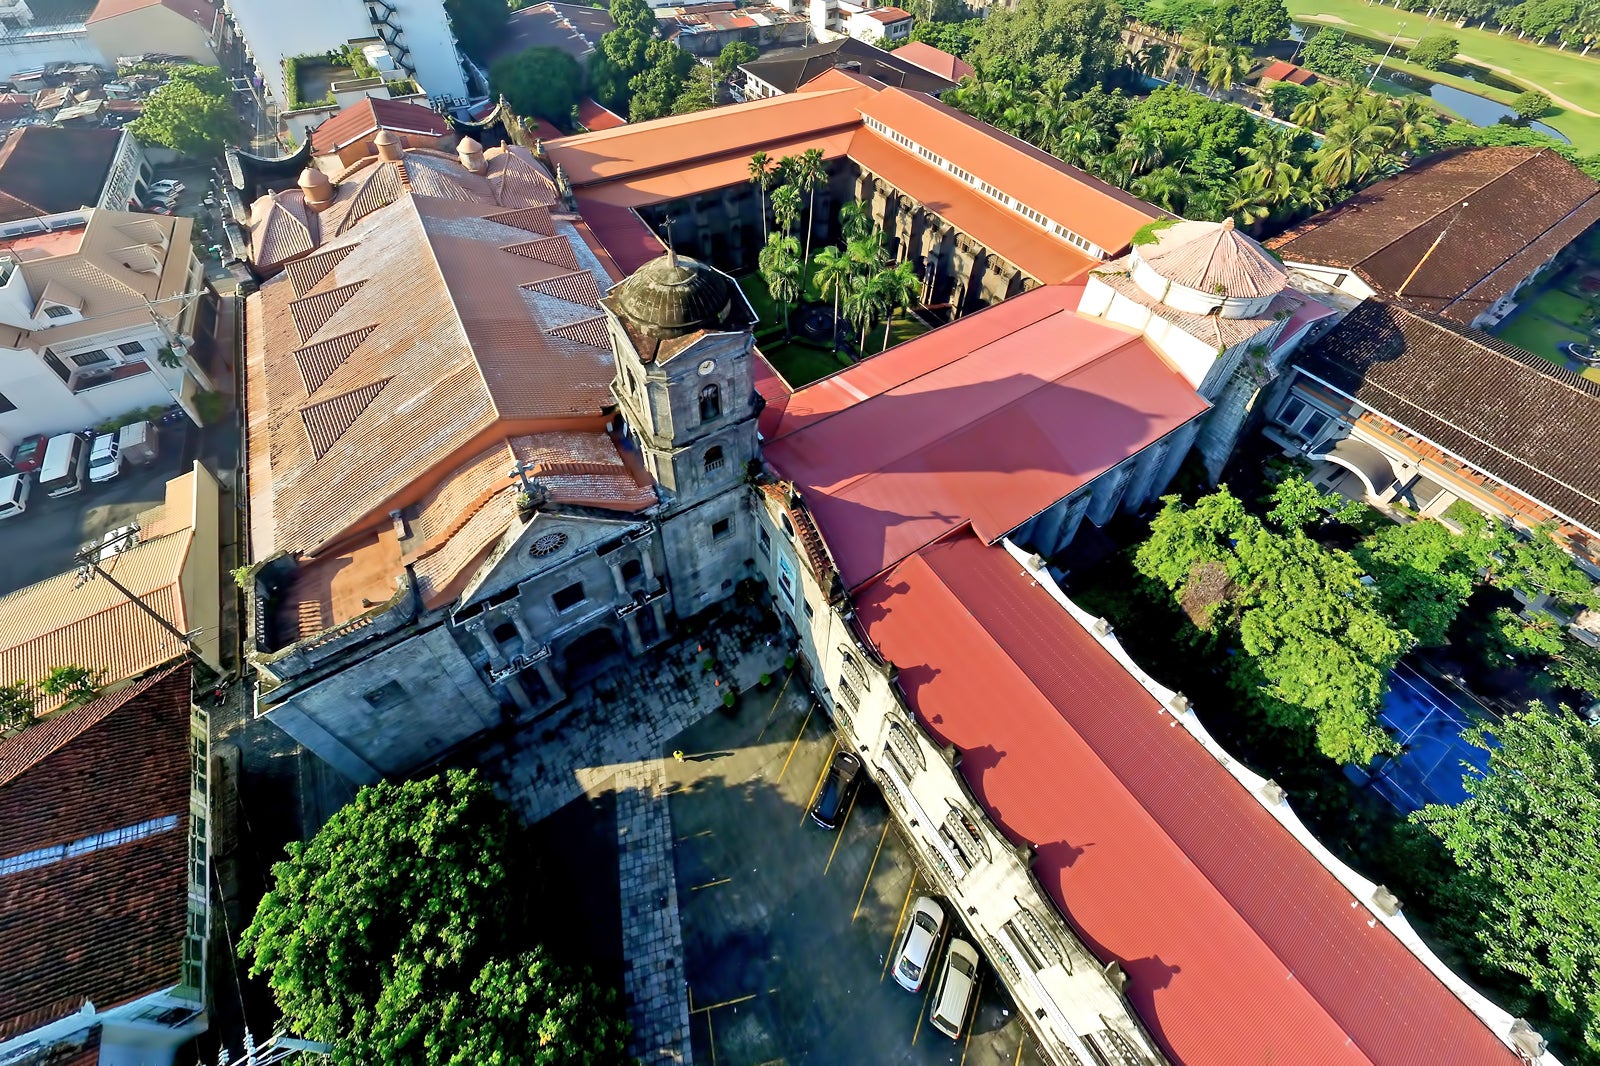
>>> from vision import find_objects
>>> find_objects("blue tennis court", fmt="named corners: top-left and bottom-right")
top-left (1348, 662), bottom-right (1495, 813)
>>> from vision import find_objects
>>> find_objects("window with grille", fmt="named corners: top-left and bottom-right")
top-left (118, 340), bottom-right (145, 355)
top-left (703, 445), bottom-right (725, 473)
top-left (43, 304), bottom-right (72, 319)
top-left (71, 349), bottom-right (111, 367)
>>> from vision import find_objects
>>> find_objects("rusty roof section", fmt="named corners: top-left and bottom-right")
top-left (0, 666), bottom-right (193, 1042)
top-left (310, 97), bottom-right (453, 155)
top-left (246, 144), bottom-right (637, 568)
top-left (1268, 147), bottom-right (1600, 324)
top-left (1139, 217), bottom-right (1288, 298)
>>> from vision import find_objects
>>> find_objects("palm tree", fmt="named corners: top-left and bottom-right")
top-left (1226, 178), bottom-right (1277, 227)
top-left (758, 233), bottom-right (802, 341)
top-left (1132, 43), bottom-right (1169, 80)
top-left (1181, 20), bottom-right (1228, 91)
top-left (812, 245), bottom-right (852, 340)
top-left (1116, 120), bottom-right (1166, 179)
top-left (1028, 76), bottom-right (1071, 148)
top-left (843, 231), bottom-right (887, 352)
top-left (748, 152), bottom-right (775, 240)
top-left (1290, 87), bottom-right (1331, 130)
top-left (39, 665), bottom-right (99, 708)
top-left (873, 259), bottom-right (920, 352)
top-left (794, 147), bottom-right (827, 283)
top-left (771, 184), bottom-right (802, 237)
top-left (1325, 81), bottom-right (1369, 123)
top-left (1314, 116), bottom-right (1386, 188)
top-left (1130, 167), bottom-right (1191, 213)
top-left (1238, 129), bottom-right (1303, 210)
top-left (840, 199), bottom-right (874, 243)
top-left (1203, 44), bottom-right (1252, 94)
top-left (1382, 96), bottom-right (1438, 156)
top-left (1055, 120), bottom-right (1103, 170)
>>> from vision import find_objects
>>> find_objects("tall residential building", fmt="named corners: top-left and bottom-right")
top-left (223, 0), bottom-right (468, 110)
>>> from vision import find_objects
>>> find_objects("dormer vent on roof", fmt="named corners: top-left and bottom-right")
top-left (298, 166), bottom-right (335, 211)
top-left (373, 129), bottom-right (404, 163)
top-left (458, 136), bottom-right (486, 174)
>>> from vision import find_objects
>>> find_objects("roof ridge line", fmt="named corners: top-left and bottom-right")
top-left (1347, 155), bottom-right (1530, 272)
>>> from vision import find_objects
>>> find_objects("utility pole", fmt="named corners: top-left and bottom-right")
top-left (74, 530), bottom-right (194, 651)
top-left (1368, 21), bottom-right (1407, 89)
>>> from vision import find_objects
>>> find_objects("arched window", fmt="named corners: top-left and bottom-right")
top-left (704, 445), bottom-right (725, 474)
top-left (780, 512), bottom-right (795, 538)
top-left (699, 383), bottom-right (721, 421)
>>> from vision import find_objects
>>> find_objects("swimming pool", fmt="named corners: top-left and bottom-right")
top-left (1347, 663), bottom-right (1495, 813)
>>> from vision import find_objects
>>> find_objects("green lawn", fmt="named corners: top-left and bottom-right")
top-left (1289, 0), bottom-right (1600, 150)
top-left (741, 270), bottom-right (933, 387)
top-left (758, 338), bottom-right (854, 387)
top-left (1493, 305), bottom-right (1589, 362)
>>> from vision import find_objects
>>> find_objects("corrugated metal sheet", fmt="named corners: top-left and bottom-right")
top-left (285, 243), bottom-right (355, 297)
top-left (289, 279), bottom-right (366, 344)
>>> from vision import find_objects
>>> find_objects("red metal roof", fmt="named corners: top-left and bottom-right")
top-left (311, 97), bottom-right (452, 155)
top-left (576, 96), bottom-right (627, 131)
top-left (854, 531), bottom-right (1522, 1066)
top-left (763, 285), bottom-right (1207, 589)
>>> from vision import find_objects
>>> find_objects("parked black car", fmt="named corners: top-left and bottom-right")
top-left (810, 751), bottom-right (863, 829)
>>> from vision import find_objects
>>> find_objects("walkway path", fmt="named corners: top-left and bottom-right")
top-left (615, 759), bottom-right (692, 1065)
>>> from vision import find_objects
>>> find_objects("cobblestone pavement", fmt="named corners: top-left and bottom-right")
top-left (616, 759), bottom-right (691, 1065)
top-left (478, 605), bottom-right (789, 1065)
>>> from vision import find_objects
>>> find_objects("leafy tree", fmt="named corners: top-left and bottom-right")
top-left (1267, 81), bottom-right (1315, 120)
top-left (1299, 28), bottom-right (1373, 84)
top-left (589, 0), bottom-right (654, 110)
top-left (970, 0), bottom-right (1127, 94)
top-left (1264, 475), bottom-right (1364, 531)
top-left (627, 38), bottom-right (695, 121)
top-left (909, 17), bottom-right (985, 57)
top-left (1512, 89), bottom-right (1553, 120)
top-left (713, 40), bottom-right (758, 82)
top-left (671, 64), bottom-right (717, 114)
top-left (490, 47), bottom-right (585, 123)
top-left (1506, 0), bottom-right (1578, 40)
top-left (444, 0), bottom-right (511, 59)
top-left (1414, 705), bottom-right (1600, 1057)
top-left (1135, 485), bottom-right (1405, 763)
top-left (1407, 32), bottom-right (1459, 69)
top-left (128, 65), bottom-right (243, 158)
top-left (239, 771), bottom-right (629, 1065)
top-left (39, 666), bottom-right (100, 708)
top-left (0, 683), bottom-right (35, 732)
top-left (430, 949), bottom-right (632, 1064)
top-left (1355, 519), bottom-right (1481, 647)
top-left (1219, 0), bottom-right (1289, 45)
top-left (758, 233), bottom-right (802, 341)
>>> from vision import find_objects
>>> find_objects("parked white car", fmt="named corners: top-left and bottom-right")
top-left (0, 472), bottom-right (30, 520)
top-left (928, 939), bottom-right (981, 1039)
top-left (892, 896), bottom-right (946, 992)
top-left (88, 432), bottom-right (122, 483)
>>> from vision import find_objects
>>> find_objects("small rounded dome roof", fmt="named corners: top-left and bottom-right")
top-left (1139, 218), bottom-right (1288, 299)
top-left (457, 135), bottom-right (483, 153)
top-left (372, 129), bottom-right (398, 144)
top-left (297, 166), bottom-right (330, 190)
top-left (611, 252), bottom-right (739, 340)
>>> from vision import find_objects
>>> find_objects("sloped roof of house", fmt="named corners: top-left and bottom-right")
top-left (245, 144), bottom-right (655, 599)
top-left (740, 37), bottom-right (956, 96)
top-left (0, 666), bottom-right (193, 1042)
top-left (1299, 299), bottom-right (1600, 534)
top-left (0, 127), bottom-right (120, 223)
top-left (891, 41), bottom-right (974, 83)
top-left (854, 530), bottom-right (1522, 1066)
top-left (310, 96), bottom-right (454, 156)
top-left (492, 0), bottom-right (615, 65)
top-left (0, 471), bottom-right (206, 714)
top-left (861, 6), bottom-right (911, 21)
top-left (575, 96), bottom-right (626, 132)
top-left (86, 0), bottom-right (218, 30)
top-left (762, 284), bottom-right (1207, 589)
top-left (1267, 147), bottom-right (1600, 324)
top-left (548, 78), bottom-right (1160, 285)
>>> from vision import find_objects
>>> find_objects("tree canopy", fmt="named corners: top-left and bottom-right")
top-left (1407, 32), bottom-right (1459, 69)
top-left (445, 0), bottom-right (511, 61)
top-left (1128, 0), bottom-right (1287, 40)
top-left (1299, 28), bottom-right (1373, 83)
top-left (1414, 706), bottom-right (1600, 1057)
top-left (627, 38), bottom-right (696, 121)
top-left (713, 40), bottom-right (758, 81)
top-left (1354, 517), bottom-right (1484, 647)
top-left (238, 770), bottom-right (629, 1065)
top-left (1134, 484), bottom-right (1405, 763)
top-left (969, 0), bottom-right (1128, 93)
top-left (491, 46), bottom-right (585, 124)
top-left (128, 65), bottom-right (242, 158)
top-left (1512, 89), bottom-right (1553, 120)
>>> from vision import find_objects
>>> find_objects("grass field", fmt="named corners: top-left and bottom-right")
top-left (740, 273), bottom-right (931, 387)
top-left (1289, 0), bottom-right (1600, 150)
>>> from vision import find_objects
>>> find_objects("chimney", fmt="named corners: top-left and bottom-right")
top-left (457, 135), bottom-right (486, 173)
top-left (297, 167), bottom-right (334, 211)
top-left (373, 128), bottom-right (404, 162)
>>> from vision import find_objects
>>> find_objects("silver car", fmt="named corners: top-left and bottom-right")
top-left (892, 896), bottom-right (945, 992)
top-left (929, 939), bottom-right (981, 1039)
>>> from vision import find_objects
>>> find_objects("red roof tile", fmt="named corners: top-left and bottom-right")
top-left (311, 97), bottom-right (453, 155)
top-left (576, 96), bottom-right (627, 131)
top-left (0, 667), bottom-right (193, 1040)
top-left (763, 285), bottom-right (1207, 589)
top-left (891, 41), bottom-right (974, 83)
top-left (855, 532), bottom-right (1522, 1066)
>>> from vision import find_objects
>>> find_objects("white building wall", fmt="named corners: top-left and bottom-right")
top-left (0, 24), bottom-right (105, 73)
top-left (225, 0), bottom-right (465, 109)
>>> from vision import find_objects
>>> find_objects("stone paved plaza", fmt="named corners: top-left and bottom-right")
top-left (475, 605), bottom-right (789, 1064)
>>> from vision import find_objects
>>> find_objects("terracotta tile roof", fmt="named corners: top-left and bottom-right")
top-left (1259, 60), bottom-right (1314, 83)
top-left (1093, 257), bottom-right (1305, 350)
top-left (891, 41), bottom-right (974, 83)
top-left (491, 1), bottom-right (615, 66)
top-left (0, 478), bottom-right (200, 713)
top-left (0, 127), bottom-right (120, 222)
top-left (311, 97), bottom-right (453, 155)
top-left (1300, 299), bottom-right (1600, 534)
top-left (764, 284), bottom-right (1208, 589)
top-left (1268, 147), bottom-right (1600, 324)
top-left (246, 146), bottom-right (629, 564)
top-left (863, 6), bottom-right (911, 21)
top-left (0, 666), bottom-right (193, 1040)
top-left (87, 0), bottom-right (217, 28)
top-left (856, 531), bottom-right (1522, 1066)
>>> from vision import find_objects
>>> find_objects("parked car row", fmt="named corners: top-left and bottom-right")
top-left (805, 750), bottom-right (983, 1042)
top-left (0, 420), bottom-right (160, 521)
top-left (140, 179), bottom-right (184, 215)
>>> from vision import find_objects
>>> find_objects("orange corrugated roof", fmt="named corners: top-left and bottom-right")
top-left (575, 97), bottom-right (627, 131)
top-left (892, 41), bottom-right (973, 83)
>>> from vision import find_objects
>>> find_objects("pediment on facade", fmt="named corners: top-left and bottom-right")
top-left (458, 511), bottom-right (645, 609)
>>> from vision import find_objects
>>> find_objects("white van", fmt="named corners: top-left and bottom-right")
top-left (88, 431), bottom-right (122, 483)
top-left (0, 472), bottom-right (29, 520)
top-left (928, 939), bottom-right (981, 1039)
top-left (38, 433), bottom-right (88, 498)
